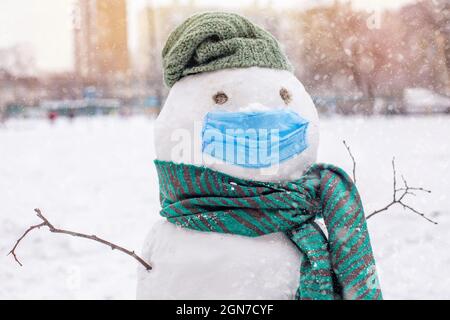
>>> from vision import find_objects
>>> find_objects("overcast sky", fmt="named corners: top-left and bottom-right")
top-left (0, 0), bottom-right (416, 73)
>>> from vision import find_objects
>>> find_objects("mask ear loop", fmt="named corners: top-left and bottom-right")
top-left (200, 113), bottom-right (218, 167)
top-left (200, 128), bottom-right (207, 167)
top-left (199, 113), bottom-right (208, 167)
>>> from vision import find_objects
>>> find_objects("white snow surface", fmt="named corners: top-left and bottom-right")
top-left (0, 115), bottom-right (449, 299)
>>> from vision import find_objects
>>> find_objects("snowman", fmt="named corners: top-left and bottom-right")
top-left (137, 12), bottom-right (382, 300)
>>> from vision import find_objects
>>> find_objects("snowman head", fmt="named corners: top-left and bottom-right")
top-left (155, 12), bottom-right (319, 182)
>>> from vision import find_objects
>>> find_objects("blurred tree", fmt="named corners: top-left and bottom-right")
top-left (296, 0), bottom-right (450, 114)
top-left (298, 2), bottom-right (376, 114)
top-left (415, 0), bottom-right (450, 95)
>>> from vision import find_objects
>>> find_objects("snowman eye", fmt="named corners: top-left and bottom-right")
top-left (280, 87), bottom-right (292, 105)
top-left (213, 91), bottom-right (228, 105)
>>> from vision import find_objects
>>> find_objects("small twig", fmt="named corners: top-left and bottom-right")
top-left (8, 222), bottom-right (46, 266)
top-left (366, 158), bottom-right (436, 224)
top-left (8, 208), bottom-right (152, 270)
top-left (343, 140), bottom-right (356, 183)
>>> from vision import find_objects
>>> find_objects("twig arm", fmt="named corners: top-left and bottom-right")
top-left (341, 141), bottom-right (436, 224)
top-left (8, 209), bottom-right (152, 270)
top-left (343, 140), bottom-right (356, 183)
top-left (365, 158), bottom-right (436, 224)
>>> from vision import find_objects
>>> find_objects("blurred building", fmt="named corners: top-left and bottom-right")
top-left (73, 0), bottom-right (129, 81)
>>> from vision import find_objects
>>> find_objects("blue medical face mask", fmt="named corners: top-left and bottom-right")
top-left (202, 109), bottom-right (309, 168)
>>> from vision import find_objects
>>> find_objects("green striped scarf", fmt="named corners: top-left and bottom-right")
top-left (155, 160), bottom-right (382, 300)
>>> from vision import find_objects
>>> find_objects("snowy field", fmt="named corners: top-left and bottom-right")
top-left (0, 115), bottom-right (449, 300)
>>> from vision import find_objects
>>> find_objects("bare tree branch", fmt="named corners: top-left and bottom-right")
top-left (343, 140), bottom-right (356, 183)
top-left (342, 141), bottom-right (437, 224)
top-left (8, 208), bottom-right (152, 271)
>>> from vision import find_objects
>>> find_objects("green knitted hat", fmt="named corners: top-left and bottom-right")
top-left (162, 12), bottom-right (293, 87)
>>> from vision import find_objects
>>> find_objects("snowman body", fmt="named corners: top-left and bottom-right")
top-left (137, 67), bottom-right (320, 299)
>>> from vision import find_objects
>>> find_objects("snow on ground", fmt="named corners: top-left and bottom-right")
top-left (0, 115), bottom-right (449, 299)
